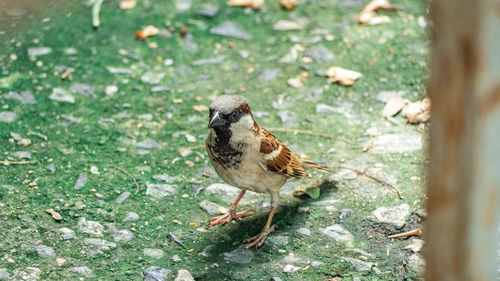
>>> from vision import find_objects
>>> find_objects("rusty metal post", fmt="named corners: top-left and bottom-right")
top-left (426, 0), bottom-right (500, 280)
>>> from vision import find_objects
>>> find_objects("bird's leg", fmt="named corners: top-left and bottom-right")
top-left (205, 190), bottom-right (255, 228)
top-left (244, 190), bottom-right (279, 248)
top-left (244, 206), bottom-right (276, 248)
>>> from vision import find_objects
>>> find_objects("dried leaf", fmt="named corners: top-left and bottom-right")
top-left (280, 0), bottom-right (298, 10)
top-left (227, 0), bottom-right (263, 10)
top-left (292, 186), bottom-right (320, 199)
top-left (305, 187), bottom-right (320, 199)
top-left (193, 105), bottom-right (209, 112)
top-left (404, 98), bottom-right (431, 123)
top-left (135, 25), bottom-right (159, 40)
top-left (18, 139), bottom-right (32, 146)
top-left (287, 77), bottom-right (303, 88)
top-left (325, 66), bottom-right (363, 86)
top-left (45, 208), bottom-right (63, 221)
top-left (382, 96), bottom-right (408, 117)
top-left (135, 31), bottom-right (147, 40)
top-left (119, 0), bottom-right (136, 9)
top-left (358, 0), bottom-right (396, 24)
top-left (60, 68), bottom-right (75, 80)
top-left (287, 72), bottom-right (308, 88)
top-left (179, 27), bottom-right (188, 37)
top-left (56, 258), bottom-right (67, 266)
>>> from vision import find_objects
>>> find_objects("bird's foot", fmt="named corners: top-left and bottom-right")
top-left (205, 208), bottom-right (255, 228)
top-left (244, 224), bottom-right (276, 248)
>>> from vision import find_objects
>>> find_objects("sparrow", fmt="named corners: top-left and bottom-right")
top-left (205, 95), bottom-right (331, 248)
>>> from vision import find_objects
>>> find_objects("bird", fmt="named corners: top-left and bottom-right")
top-left (204, 95), bottom-right (333, 248)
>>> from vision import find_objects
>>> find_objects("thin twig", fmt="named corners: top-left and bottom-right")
top-left (92, 0), bottom-right (104, 27)
top-left (388, 228), bottom-right (422, 239)
top-left (336, 166), bottom-right (403, 199)
top-left (113, 166), bottom-right (140, 194)
top-left (61, 68), bottom-right (75, 80)
top-left (179, 144), bottom-right (204, 152)
top-left (1, 160), bottom-right (38, 165)
top-left (267, 127), bottom-right (356, 144)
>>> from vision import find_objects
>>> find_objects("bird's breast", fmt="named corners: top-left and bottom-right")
top-left (206, 129), bottom-right (246, 170)
top-left (206, 130), bottom-right (287, 193)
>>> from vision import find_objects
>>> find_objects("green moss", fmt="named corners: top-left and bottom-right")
top-left (0, 0), bottom-right (427, 279)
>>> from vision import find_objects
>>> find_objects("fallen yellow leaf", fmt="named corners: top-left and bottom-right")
top-left (325, 66), bottom-right (363, 86)
top-left (404, 98), bottom-right (431, 123)
top-left (45, 208), bottom-right (63, 221)
top-left (357, 0), bottom-right (396, 24)
top-left (228, 0), bottom-right (263, 10)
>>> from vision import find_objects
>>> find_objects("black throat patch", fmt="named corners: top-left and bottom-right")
top-left (207, 127), bottom-right (246, 169)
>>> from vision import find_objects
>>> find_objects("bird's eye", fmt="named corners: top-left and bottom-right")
top-left (231, 111), bottom-right (238, 120)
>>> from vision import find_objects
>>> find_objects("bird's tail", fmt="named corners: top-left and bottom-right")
top-left (301, 159), bottom-right (403, 198)
top-left (300, 159), bottom-right (336, 173)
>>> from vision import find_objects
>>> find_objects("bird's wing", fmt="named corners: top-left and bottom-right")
top-left (259, 129), bottom-right (307, 178)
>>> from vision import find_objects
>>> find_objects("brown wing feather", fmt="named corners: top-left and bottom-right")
top-left (260, 129), bottom-right (307, 178)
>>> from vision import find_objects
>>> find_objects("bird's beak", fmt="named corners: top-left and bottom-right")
top-left (208, 111), bottom-right (224, 128)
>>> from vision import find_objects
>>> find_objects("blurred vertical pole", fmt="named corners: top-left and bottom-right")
top-left (427, 0), bottom-right (500, 280)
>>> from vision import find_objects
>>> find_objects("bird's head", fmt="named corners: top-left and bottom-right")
top-left (208, 95), bottom-right (257, 135)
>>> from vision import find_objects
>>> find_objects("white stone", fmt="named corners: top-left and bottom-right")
top-left (311, 261), bottom-right (323, 267)
top-left (371, 203), bottom-right (411, 228)
top-left (112, 229), bottom-right (134, 242)
top-left (146, 184), bottom-right (177, 198)
top-left (322, 224), bottom-right (354, 247)
top-left (143, 248), bottom-right (164, 259)
top-left (296, 227), bottom-right (311, 236)
top-left (28, 47), bottom-right (52, 56)
top-left (205, 183), bottom-right (258, 204)
top-left (199, 200), bottom-right (222, 215)
top-left (283, 264), bottom-right (300, 273)
top-left (49, 88), bottom-right (75, 104)
top-left (35, 245), bottom-right (55, 258)
top-left (372, 133), bottom-right (423, 152)
top-left (174, 269), bottom-right (194, 281)
top-left (78, 217), bottom-right (104, 236)
top-left (405, 239), bottom-right (424, 253)
top-left (69, 266), bottom-right (95, 278)
top-left (341, 257), bottom-right (374, 271)
top-left (105, 85), bottom-right (118, 95)
top-left (83, 238), bottom-right (116, 248)
top-left (0, 112), bottom-right (16, 123)
top-left (407, 253), bottom-right (425, 276)
top-left (123, 211), bottom-right (140, 222)
top-left (0, 268), bottom-right (10, 279)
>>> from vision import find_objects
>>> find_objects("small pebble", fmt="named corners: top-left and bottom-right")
top-left (123, 211), bottom-right (140, 222)
top-left (296, 228), bottom-right (311, 236)
top-left (69, 266), bottom-right (95, 278)
top-left (174, 269), bottom-right (194, 281)
top-left (115, 192), bottom-right (131, 204)
top-left (143, 248), bottom-right (164, 259)
top-left (283, 264), bottom-right (300, 273)
top-left (35, 245), bottom-right (55, 258)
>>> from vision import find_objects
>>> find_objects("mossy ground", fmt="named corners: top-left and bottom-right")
top-left (0, 0), bottom-right (427, 280)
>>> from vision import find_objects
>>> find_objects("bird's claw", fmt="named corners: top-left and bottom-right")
top-left (244, 224), bottom-right (276, 248)
top-left (205, 208), bottom-right (255, 228)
